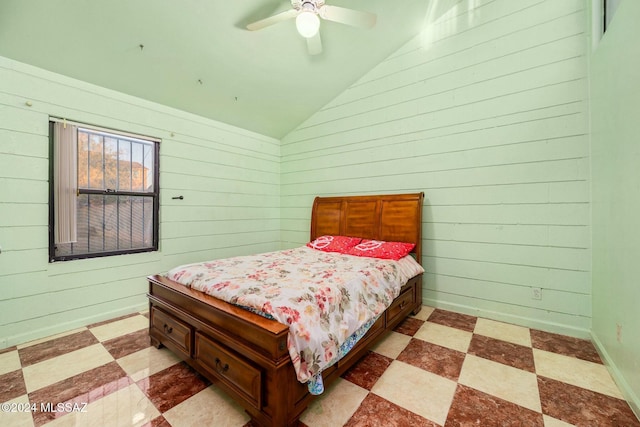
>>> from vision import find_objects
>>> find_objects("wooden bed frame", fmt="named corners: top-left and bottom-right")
top-left (147, 192), bottom-right (424, 426)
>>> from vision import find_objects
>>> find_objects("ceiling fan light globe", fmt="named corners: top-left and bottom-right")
top-left (296, 11), bottom-right (320, 38)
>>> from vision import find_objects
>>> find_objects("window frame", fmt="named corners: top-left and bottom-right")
top-left (604, 0), bottom-right (621, 33)
top-left (48, 120), bottom-right (160, 262)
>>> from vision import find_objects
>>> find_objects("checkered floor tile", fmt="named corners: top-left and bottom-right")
top-left (1, 307), bottom-right (638, 426)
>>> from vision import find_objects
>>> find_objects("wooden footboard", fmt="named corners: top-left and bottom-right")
top-left (148, 273), bottom-right (422, 427)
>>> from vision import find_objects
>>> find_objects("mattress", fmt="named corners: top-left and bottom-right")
top-left (165, 246), bottom-right (424, 393)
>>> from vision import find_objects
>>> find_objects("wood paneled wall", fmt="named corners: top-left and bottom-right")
top-left (0, 57), bottom-right (280, 347)
top-left (0, 0), bottom-right (593, 345)
top-left (281, 0), bottom-right (591, 335)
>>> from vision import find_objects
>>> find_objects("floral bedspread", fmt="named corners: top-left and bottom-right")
top-left (165, 246), bottom-right (424, 393)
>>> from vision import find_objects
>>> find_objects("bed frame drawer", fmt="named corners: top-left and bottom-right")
top-left (151, 306), bottom-right (192, 357)
top-left (195, 332), bottom-right (262, 410)
top-left (386, 285), bottom-right (415, 327)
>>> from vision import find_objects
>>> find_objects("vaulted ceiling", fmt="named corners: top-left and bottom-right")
top-left (0, 0), bottom-right (432, 138)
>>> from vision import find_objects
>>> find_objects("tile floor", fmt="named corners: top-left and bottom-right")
top-left (1, 306), bottom-right (638, 427)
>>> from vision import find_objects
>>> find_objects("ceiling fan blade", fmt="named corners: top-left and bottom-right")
top-left (306, 32), bottom-right (322, 55)
top-left (246, 8), bottom-right (299, 31)
top-left (318, 5), bottom-right (376, 29)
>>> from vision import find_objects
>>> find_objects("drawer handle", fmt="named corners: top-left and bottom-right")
top-left (400, 301), bottom-right (407, 309)
top-left (215, 357), bottom-right (229, 373)
top-left (163, 324), bottom-right (173, 334)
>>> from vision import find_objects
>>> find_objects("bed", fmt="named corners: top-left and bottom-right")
top-left (147, 192), bottom-right (424, 426)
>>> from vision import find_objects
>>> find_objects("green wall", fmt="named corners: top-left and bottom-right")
top-left (1, 0), bottom-right (638, 416)
top-left (0, 56), bottom-right (280, 348)
top-left (590, 0), bottom-right (640, 415)
top-left (282, 0), bottom-right (591, 336)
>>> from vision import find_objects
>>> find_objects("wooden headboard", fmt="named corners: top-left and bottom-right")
top-left (310, 192), bottom-right (424, 263)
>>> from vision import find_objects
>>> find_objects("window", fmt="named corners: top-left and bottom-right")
top-left (49, 120), bottom-right (159, 261)
top-left (604, 0), bottom-right (621, 33)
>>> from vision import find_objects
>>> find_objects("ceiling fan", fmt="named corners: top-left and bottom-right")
top-left (246, 0), bottom-right (377, 55)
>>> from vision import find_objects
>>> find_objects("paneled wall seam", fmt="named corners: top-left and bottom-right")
top-left (280, 0), bottom-right (590, 335)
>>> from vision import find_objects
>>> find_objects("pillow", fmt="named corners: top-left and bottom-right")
top-left (307, 235), bottom-right (361, 253)
top-left (346, 239), bottom-right (415, 260)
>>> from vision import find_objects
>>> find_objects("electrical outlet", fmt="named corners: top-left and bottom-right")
top-left (532, 287), bottom-right (542, 300)
top-left (616, 324), bottom-right (623, 343)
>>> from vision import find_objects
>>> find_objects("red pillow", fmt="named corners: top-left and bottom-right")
top-left (307, 235), bottom-right (361, 253)
top-left (346, 239), bottom-right (415, 260)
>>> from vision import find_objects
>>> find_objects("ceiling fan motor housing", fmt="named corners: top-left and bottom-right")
top-left (293, 0), bottom-right (326, 13)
